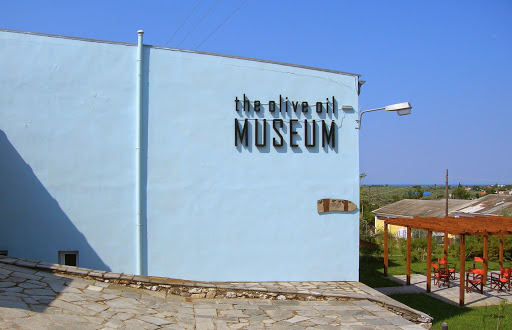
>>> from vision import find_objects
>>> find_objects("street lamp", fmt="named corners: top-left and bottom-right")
top-left (355, 102), bottom-right (412, 129)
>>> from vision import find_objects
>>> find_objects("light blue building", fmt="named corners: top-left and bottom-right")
top-left (0, 29), bottom-right (361, 281)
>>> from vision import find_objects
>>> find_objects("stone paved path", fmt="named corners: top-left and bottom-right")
top-left (0, 262), bottom-right (426, 329)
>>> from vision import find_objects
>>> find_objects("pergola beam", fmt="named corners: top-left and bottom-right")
top-left (381, 216), bottom-right (512, 236)
top-left (382, 221), bottom-right (512, 233)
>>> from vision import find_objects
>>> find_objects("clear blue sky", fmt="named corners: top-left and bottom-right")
top-left (2, 1), bottom-right (511, 185)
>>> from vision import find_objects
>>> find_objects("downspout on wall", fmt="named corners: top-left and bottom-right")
top-left (135, 30), bottom-right (144, 275)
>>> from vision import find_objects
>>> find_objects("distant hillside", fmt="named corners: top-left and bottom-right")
top-left (360, 185), bottom-right (448, 206)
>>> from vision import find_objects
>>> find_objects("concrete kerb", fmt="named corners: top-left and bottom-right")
top-left (0, 256), bottom-right (432, 326)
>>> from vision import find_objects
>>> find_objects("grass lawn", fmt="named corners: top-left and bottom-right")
top-left (359, 257), bottom-right (400, 288)
top-left (390, 293), bottom-right (512, 330)
top-left (359, 255), bottom-right (438, 288)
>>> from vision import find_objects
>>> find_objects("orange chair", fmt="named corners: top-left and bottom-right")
top-left (473, 257), bottom-right (484, 270)
top-left (490, 268), bottom-right (512, 292)
top-left (438, 258), bottom-right (456, 280)
top-left (433, 263), bottom-right (440, 285)
top-left (433, 263), bottom-right (450, 287)
top-left (467, 257), bottom-right (485, 281)
top-left (467, 267), bottom-right (485, 280)
top-left (466, 270), bottom-right (483, 293)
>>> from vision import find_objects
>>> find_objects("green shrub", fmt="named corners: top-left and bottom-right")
top-left (398, 237), bottom-right (442, 263)
top-left (448, 235), bottom-right (512, 262)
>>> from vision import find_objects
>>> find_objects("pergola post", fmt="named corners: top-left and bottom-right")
top-left (483, 235), bottom-right (488, 285)
top-left (407, 227), bottom-right (411, 285)
top-left (426, 230), bottom-right (432, 293)
top-left (384, 222), bottom-right (389, 277)
top-left (444, 232), bottom-right (449, 262)
top-left (459, 234), bottom-right (466, 307)
top-left (499, 234), bottom-right (504, 269)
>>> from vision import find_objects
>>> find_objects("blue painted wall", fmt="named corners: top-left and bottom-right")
top-left (0, 31), bottom-right (136, 273)
top-left (0, 30), bottom-right (360, 281)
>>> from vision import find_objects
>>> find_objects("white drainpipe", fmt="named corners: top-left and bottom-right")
top-left (135, 30), bottom-right (144, 275)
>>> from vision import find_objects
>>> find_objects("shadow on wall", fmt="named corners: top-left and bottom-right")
top-left (0, 129), bottom-right (110, 271)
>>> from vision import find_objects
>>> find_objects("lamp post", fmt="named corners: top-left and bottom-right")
top-left (355, 102), bottom-right (412, 129)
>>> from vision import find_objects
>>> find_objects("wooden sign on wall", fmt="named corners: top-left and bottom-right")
top-left (317, 199), bottom-right (357, 214)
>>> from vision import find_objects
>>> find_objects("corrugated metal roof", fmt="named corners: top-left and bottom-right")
top-left (372, 199), bottom-right (474, 218)
top-left (456, 195), bottom-right (512, 216)
top-left (373, 195), bottom-right (512, 218)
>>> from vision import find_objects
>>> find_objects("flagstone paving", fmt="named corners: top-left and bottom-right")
top-left (0, 259), bottom-right (428, 329)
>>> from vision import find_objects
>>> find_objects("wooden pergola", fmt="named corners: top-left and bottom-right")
top-left (381, 215), bottom-right (512, 306)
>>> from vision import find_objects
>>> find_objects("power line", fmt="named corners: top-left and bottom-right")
top-left (164, 0), bottom-right (204, 47)
top-left (177, 0), bottom-right (221, 48)
top-left (195, 0), bottom-right (249, 50)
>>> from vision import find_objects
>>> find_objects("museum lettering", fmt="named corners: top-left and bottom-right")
top-left (234, 94), bottom-right (337, 148)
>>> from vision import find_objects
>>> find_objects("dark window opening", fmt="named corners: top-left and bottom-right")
top-left (0, 251), bottom-right (7, 256)
top-left (58, 251), bottom-right (78, 266)
top-left (64, 253), bottom-right (77, 266)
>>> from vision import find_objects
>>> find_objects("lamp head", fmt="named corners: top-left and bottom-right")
top-left (385, 102), bottom-right (412, 116)
top-left (397, 108), bottom-right (412, 116)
